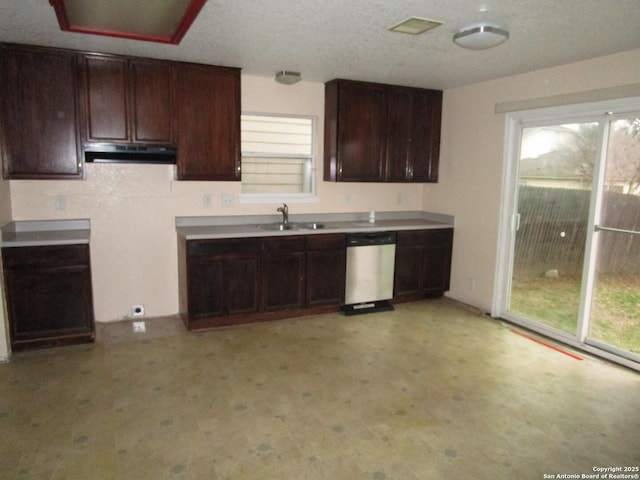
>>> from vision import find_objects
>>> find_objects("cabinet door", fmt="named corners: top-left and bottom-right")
top-left (2, 245), bottom-right (95, 350)
top-left (186, 238), bottom-right (260, 320)
top-left (225, 257), bottom-right (259, 315)
top-left (174, 63), bottom-right (240, 180)
top-left (81, 54), bottom-right (129, 142)
top-left (1, 45), bottom-right (82, 179)
top-left (130, 59), bottom-right (174, 144)
top-left (306, 234), bottom-right (346, 306)
top-left (188, 257), bottom-right (259, 318)
top-left (262, 236), bottom-right (305, 311)
top-left (387, 87), bottom-right (442, 183)
top-left (188, 258), bottom-right (225, 319)
top-left (325, 80), bottom-right (387, 182)
top-left (394, 231), bottom-right (426, 298)
top-left (394, 229), bottom-right (453, 299)
top-left (423, 229), bottom-right (453, 294)
top-left (386, 88), bottom-right (413, 182)
top-left (409, 89), bottom-right (442, 183)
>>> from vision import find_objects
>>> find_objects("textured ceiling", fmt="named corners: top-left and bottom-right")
top-left (1, 0), bottom-right (639, 90)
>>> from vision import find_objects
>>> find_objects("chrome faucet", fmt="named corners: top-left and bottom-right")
top-left (277, 203), bottom-right (289, 225)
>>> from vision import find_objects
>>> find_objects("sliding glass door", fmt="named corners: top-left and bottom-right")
top-left (509, 122), bottom-right (597, 336)
top-left (587, 117), bottom-right (640, 359)
top-left (497, 101), bottom-right (640, 369)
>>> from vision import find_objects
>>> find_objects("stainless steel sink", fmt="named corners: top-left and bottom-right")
top-left (300, 222), bottom-right (326, 230)
top-left (259, 222), bottom-right (298, 231)
top-left (259, 222), bottom-right (327, 231)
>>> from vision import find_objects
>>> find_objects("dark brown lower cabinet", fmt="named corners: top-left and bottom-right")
top-left (305, 233), bottom-right (346, 307)
top-left (180, 238), bottom-right (260, 328)
top-left (179, 233), bottom-right (347, 329)
top-left (179, 228), bottom-right (450, 330)
top-left (1, 244), bottom-right (95, 351)
top-left (394, 228), bottom-right (453, 301)
top-left (262, 236), bottom-right (306, 311)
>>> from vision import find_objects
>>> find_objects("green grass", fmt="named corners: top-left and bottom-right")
top-left (510, 274), bottom-right (640, 354)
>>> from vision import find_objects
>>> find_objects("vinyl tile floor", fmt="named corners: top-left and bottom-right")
top-left (1, 299), bottom-right (639, 480)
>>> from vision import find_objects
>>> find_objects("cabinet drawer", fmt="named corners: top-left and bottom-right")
top-left (396, 230), bottom-right (426, 246)
top-left (262, 236), bottom-right (305, 253)
top-left (2, 244), bottom-right (89, 269)
top-left (424, 228), bottom-right (453, 245)
top-left (305, 233), bottom-right (346, 251)
top-left (188, 238), bottom-right (260, 257)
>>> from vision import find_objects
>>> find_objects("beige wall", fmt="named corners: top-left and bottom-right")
top-left (431, 48), bottom-right (640, 312)
top-left (8, 74), bottom-right (423, 323)
top-left (0, 176), bottom-right (11, 359)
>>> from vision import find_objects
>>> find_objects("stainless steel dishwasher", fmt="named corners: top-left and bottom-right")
top-left (343, 231), bottom-right (396, 315)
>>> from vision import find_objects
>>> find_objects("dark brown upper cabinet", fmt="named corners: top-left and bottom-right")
top-left (324, 79), bottom-right (442, 183)
top-left (80, 54), bottom-right (174, 145)
top-left (173, 63), bottom-right (241, 181)
top-left (2, 43), bottom-right (241, 181)
top-left (1, 44), bottom-right (83, 179)
top-left (324, 80), bottom-right (387, 182)
top-left (386, 86), bottom-right (442, 182)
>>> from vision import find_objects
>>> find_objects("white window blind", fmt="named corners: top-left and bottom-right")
top-left (241, 114), bottom-right (314, 195)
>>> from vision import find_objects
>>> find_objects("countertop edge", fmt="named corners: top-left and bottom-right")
top-left (176, 211), bottom-right (454, 240)
top-left (1, 219), bottom-right (91, 248)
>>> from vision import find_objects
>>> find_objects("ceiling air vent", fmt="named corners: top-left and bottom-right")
top-left (388, 17), bottom-right (443, 35)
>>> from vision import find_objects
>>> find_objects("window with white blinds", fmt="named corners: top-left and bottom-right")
top-left (241, 114), bottom-right (314, 195)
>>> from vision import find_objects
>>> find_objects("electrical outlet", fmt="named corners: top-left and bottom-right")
top-left (221, 194), bottom-right (235, 207)
top-left (132, 321), bottom-right (146, 333)
top-left (397, 192), bottom-right (408, 205)
top-left (54, 195), bottom-right (66, 210)
top-left (203, 194), bottom-right (213, 208)
top-left (345, 193), bottom-right (352, 204)
top-left (131, 304), bottom-right (145, 317)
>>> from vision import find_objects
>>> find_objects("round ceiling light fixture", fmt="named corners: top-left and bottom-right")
top-left (275, 70), bottom-right (302, 85)
top-left (453, 22), bottom-right (509, 50)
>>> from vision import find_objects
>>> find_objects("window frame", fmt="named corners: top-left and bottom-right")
top-left (239, 112), bottom-right (319, 204)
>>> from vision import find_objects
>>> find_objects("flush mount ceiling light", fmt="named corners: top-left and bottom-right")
top-left (49, 0), bottom-right (207, 44)
top-left (388, 17), bottom-right (443, 35)
top-left (275, 71), bottom-right (302, 85)
top-left (453, 22), bottom-right (509, 50)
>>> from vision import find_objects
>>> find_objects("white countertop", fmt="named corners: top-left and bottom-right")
top-left (0, 219), bottom-right (91, 247)
top-left (176, 211), bottom-right (454, 240)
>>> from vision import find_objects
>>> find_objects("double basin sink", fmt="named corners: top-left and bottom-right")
top-left (259, 222), bottom-right (326, 231)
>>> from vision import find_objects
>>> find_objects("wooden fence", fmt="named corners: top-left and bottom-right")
top-left (514, 187), bottom-right (640, 276)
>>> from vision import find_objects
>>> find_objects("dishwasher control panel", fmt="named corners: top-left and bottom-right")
top-left (346, 231), bottom-right (396, 246)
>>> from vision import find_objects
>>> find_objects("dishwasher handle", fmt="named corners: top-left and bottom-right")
top-left (346, 231), bottom-right (396, 246)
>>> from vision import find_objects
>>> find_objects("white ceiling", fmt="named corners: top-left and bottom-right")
top-left (1, 0), bottom-right (639, 90)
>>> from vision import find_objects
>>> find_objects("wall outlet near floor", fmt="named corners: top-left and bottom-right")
top-left (131, 304), bottom-right (145, 317)
top-left (132, 321), bottom-right (146, 333)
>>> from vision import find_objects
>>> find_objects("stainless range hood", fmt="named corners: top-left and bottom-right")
top-left (84, 144), bottom-right (177, 164)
